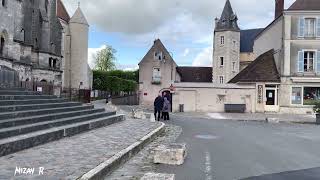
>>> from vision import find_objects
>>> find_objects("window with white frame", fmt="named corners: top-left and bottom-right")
top-left (220, 57), bottom-right (224, 67)
top-left (219, 76), bottom-right (224, 84)
top-left (291, 87), bottom-right (302, 105)
top-left (305, 18), bottom-right (316, 37)
top-left (304, 51), bottom-right (315, 72)
top-left (304, 87), bottom-right (320, 105)
top-left (220, 36), bottom-right (224, 45)
top-left (152, 67), bottom-right (161, 82)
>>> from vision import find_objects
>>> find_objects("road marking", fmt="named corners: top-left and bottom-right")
top-left (207, 113), bottom-right (227, 119)
top-left (205, 151), bottom-right (213, 180)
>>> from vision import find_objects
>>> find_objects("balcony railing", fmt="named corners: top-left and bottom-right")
top-left (152, 76), bottom-right (161, 85)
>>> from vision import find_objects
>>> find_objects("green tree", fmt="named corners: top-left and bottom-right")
top-left (94, 45), bottom-right (117, 71)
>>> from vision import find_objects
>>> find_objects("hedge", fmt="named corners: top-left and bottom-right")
top-left (93, 70), bottom-right (138, 82)
top-left (93, 70), bottom-right (137, 92)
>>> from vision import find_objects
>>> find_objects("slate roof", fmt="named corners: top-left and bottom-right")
top-left (70, 7), bottom-right (89, 25)
top-left (215, 0), bottom-right (240, 32)
top-left (176, 67), bottom-right (213, 83)
top-left (57, 0), bottom-right (70, 22)
top-left (288, 0), bottom-right (320, 11)
top-left (240, 29), bottom-right (264, 53)
top-left (229, 49), bottom-right (280, 83)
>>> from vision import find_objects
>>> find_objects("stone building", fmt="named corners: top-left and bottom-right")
top-left (233, 0), bottom-right (320, 114)
top-left (57, 0), bottom-right (92, 90)
top-left (0, 0), bottom-right (92, 93)
top-left (139, 0), bottom-right (320, 114)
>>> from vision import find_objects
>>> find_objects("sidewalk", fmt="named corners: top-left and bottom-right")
top-left (0, 111), bottom-right (163, 179)
top-left (206, 112), bottom-right (316, 123)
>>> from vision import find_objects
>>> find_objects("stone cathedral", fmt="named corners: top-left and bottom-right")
top-left (0, 0), bottom-right (92, 93)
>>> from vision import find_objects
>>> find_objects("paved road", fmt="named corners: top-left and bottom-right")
top-left (157, 113), bottom-right (320, 180)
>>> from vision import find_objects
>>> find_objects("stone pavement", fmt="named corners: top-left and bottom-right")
top-left (0, 118), bottom-right (162, 179)
top-left (206, 112), bottom-right (315, 123)
top-left (106, 125), bottom-right (182, 180)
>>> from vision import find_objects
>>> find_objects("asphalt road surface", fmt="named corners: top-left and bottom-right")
top-left (157, 113), bottom-right (320, 180)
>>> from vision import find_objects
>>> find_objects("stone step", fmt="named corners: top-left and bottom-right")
top-left (0, 111), bottom-right (116, 139)
top-left (0, 114), bottom-right (125, 157)
top-left (0, 105), bottom-right (94, 120)
top-left (0, 90), bottom-right (42, 95)
top-left (0, 108), bottom-right (105, 128)
top-left (0, 95), bottom-right (57, 100)
top-left (0, 98), bottom-right (68, 106)
top-left (0, 102), bottom-right (82, 112)
top-left (0, 88), bottom-right (26, 91)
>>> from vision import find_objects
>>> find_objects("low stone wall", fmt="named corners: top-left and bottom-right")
top-left (112, 94), bottom-right (139, 105)
top-left (172, 83), bottom-right (256, 113)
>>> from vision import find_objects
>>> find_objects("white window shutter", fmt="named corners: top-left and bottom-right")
top-left (317, 18), bottom-right (320, 37)
top-left (317, 51), bottom-right (320, 73)
top-left (298, 17), bottom-right (305, 37)
top-left (298, 51), bottom-right (304, 72)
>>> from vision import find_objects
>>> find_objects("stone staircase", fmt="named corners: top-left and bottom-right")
top-left (0, 88), bottom-right (125, 157)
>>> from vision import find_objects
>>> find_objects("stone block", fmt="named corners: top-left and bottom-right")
top-left (153, 143), bottom-right (187, 165)
top-left (132, 109), bottom-right (146, 119)
top-left (141, 173), bottom-right (175, 180)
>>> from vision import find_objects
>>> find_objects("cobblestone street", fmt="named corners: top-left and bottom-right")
top-left (0, 118), bottom-right (162, 180)
top-left (106, 124), bottom-right (182, 180)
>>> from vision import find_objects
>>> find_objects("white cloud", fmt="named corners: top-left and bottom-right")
top-left (88, 45), bottom-right (107, 69)
top-left (192, 47), bottom-right (212, 67)
top-left (182, 48), bottom-right (190, 57)
top-left (116, 64), bottom-right (139, 71)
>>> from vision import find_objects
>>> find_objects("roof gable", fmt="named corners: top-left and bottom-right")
top-left (139, 39), bottom-right (177, 66)
top-left (229, 49), bottom-right (280, 83)
top-left (57, 0), bottom-right (70, 22)
top-left (240, 28), bottom-right (264, 53)
top-left (288, 0), bottom-right (320, 11)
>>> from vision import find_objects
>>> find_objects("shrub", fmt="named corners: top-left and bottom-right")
top-left (313, 101), bottom-right (320, 114)
top-left (93, 70), bottom-right (137, 93)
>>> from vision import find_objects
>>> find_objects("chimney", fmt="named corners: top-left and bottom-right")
top-left (275, 0), bottom-right (284, 19)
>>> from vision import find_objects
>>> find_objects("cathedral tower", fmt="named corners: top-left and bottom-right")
top-left (212, 0), bottom-right (240, 84)
top-left (69, 6), bottom-right (91, 89)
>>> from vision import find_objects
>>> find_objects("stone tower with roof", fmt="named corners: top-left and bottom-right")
top-left (212, 0), bottom-right (240, 84)
top-left (57, 1), bottom-right (92, 90)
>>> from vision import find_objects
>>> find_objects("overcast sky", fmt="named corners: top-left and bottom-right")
top-left (61, 0), bottom-right (296, 70)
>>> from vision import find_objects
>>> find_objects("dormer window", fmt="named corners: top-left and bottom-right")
top-left (154, 51), bottom-right (163, 61)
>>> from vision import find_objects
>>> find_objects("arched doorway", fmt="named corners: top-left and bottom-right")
top-left (161, 89), bottom-right (172, 112)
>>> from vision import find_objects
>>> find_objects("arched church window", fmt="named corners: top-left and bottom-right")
top-left (0, 36), bottom-right (4, 55)
top-left (21, 29), bottom-right (25, 42)
top-left (45, 0), bottom-right (48, 13)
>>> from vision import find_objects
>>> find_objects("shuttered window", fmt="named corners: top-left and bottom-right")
top-left (298, 51), bottom-right (304, 72)
top-left (317, 51), bottom-right (320, 73)
top-left (317, 18), bottom-right (320, 37)
top-left (298, 17), bottom-right (305, 37)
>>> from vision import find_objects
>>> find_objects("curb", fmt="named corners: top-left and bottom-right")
top-left (77, 122), bottom-right (166, 180)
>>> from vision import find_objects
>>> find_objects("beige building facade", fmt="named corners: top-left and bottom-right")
top-left (139, 0), bottom-right (320, 115)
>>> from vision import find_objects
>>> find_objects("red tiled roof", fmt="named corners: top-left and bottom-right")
top-left (57, 0), bottom-right (70, 22)
top-left (288, 0), bottom-right (320, 11)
